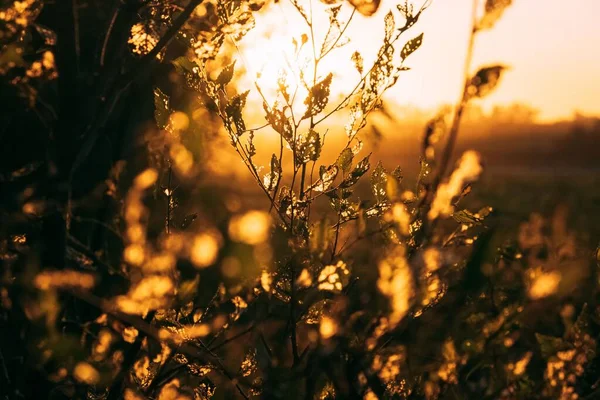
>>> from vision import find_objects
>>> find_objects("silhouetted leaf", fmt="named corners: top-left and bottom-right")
top-left (340, 154), bottom-right (371, 188)
top-left (479, 0), bottom-right (512, 30)
top-left (351, 51), bottom-right (364, 75)
top-left (401, 33), bottom-right (423, 61)
top-left (303, 73), bottom-right (333, 119)
top-left (226, 90), bottom-right (249, 134)
top-left (467, 65), bottom-right (507, 99)
top-left (264, 154), bottom-right (281, 191)
top-left (180, 213), bottom-right (198, 230)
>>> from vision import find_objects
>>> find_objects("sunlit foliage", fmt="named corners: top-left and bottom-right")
top-left (1, 0), bottom-right (600, 399)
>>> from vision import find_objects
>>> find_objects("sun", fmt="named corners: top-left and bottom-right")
top-left (233, 1), bottom-right (362, 111)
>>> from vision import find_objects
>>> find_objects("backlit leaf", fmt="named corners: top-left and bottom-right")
top-left (297, 130), bottom-right (322, 164)
top-left (264, 102), bottom-right (293, 143)
top-left (226, 90), bottom-right (250, 134)
top-left (303, 73), bottom-right (333, 119)
top-left (336, 148), bottom-right (354, 173)
top-left (310, 165), bottom-right (339, 193)
top-left (371, 161), bottom-right (388, 203)
top-left (216, 60), bottom-right (236, 86)
top-left (340, 154), bottom-right (371, 188)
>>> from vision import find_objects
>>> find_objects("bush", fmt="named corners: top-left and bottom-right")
top-left (1, 0), bottom-right (599, 399)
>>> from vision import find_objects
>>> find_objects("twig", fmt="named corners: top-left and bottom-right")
top-left (209, 324), bottom-right (255, 352)
top-left (100, 5), bottom-right (120, 67)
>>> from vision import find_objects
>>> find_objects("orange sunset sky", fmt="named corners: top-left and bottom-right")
top-left (236, 0), bottom-right (600, 122)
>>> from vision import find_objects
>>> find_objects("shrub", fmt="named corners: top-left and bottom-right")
top-left (1, 1), bottom-right (599, 399)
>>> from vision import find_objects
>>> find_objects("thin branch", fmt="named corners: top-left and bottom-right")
top-left (100, 5), bottom-right (120, 67)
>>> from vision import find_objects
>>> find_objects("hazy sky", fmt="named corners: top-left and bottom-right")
top-left (240, 0), bottom-right (600, 122)
top-left (367, 0), bottom-right (600, 121)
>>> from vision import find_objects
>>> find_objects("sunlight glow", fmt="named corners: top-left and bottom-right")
top-left (235, 1), bottom-right (362, 110)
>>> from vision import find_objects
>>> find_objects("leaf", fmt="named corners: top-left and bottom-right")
top-left (535, 333), bottom-right (570, 359)
top-left (371, 161), bottom-right (388, 203)
top-left (303, 73), bottom-right (333, 119)
top-left (321, 5), bottom-right (343, 56)
top-left (225, 90), bottom-right (249, 134)
top-left (264, 154), bottom-right (281, 191)
top-left (348, 0), bottom-right (381, 16)
top-left (297, 130), bottom-right (322, 164)
top-left (568, 304), bottom-right (590, 341)
top-left (264, 102), bottom-right (293, 143)
top-left (153, 87), bottom-right (171, 129)
top-left (310, 165), bottom-right (339, 193)
top-left (384, 11), bottom-right (395, 41)
top-left (351, 51), bottom-right (364, 75)
top-left (336, 148), bottom-right (354, 173)
top-left (452, 209), bottom-right (484, 225)
top-left (172, 56), bottom-right (197, 74)
top-left (239, 348), bottom-right (258, 377)
top-left (478, 0), bottom-right (512, 30)
top-left (180, 213), bottom-right (198, 230)
top-left (178, 275), bottom-right (200, 303)
top-left (33, 24), bottom-right (57, 46)
top-left (340, 154), bottom-right (371, 188)
top-left (401, 33), bottom-right (423, 61)
top-left (216, 60), bottom-right (236, 86)
top-left (303, 299), bottom-right (333, 324)
top-left (467, 65), bottom-right (507, 99)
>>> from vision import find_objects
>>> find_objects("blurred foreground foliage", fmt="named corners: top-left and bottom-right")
top-left (1, 0), bottom-right (599, 399)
